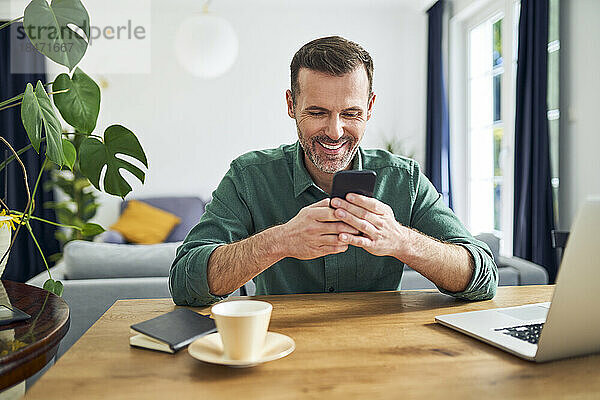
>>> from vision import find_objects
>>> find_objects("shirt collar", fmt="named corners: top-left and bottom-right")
top-left (292, 141), bottom-right (363, 198)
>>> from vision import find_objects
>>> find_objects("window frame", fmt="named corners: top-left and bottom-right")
top-left (449, 0), bottom-right (519, 256)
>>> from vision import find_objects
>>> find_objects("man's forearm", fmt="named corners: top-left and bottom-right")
top-left (207, 225), bottom-right (286, 296)
top-left (396, 228), bottom-right (474, 293)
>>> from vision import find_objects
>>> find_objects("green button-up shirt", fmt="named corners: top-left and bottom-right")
top-left (169, 141), bottom-right (498, 306)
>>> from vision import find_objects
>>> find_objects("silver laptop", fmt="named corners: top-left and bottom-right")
top-left (435, 198), bottom-right (600, 362)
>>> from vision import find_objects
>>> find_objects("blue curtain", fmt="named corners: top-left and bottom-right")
top-left (426, 0), bottom-right (453, 209)
top-left (513, 0), bottom-right (557, 282)
top-left (0, 22), bottom-right (59, 282)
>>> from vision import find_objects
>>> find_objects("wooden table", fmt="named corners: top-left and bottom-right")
top-left (0, 281), bottom-right (70, 390)
top-left (24, 286), bottom-right (600, 399)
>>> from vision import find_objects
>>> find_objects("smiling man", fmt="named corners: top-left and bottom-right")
top-left (169, 36), bottom-right (498, 306)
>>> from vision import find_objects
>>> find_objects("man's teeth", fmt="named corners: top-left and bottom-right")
top-left (320, 142), bottom-right (345, 150)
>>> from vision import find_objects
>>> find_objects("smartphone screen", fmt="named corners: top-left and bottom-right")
top-left (330, 170), bottom-right (377, 200)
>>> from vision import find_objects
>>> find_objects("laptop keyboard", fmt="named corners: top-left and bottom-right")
top-left (495, 323), bottom-right (544, 344)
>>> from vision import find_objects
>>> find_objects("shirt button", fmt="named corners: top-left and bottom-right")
top-left (328, 287), bottom-right (335, 293)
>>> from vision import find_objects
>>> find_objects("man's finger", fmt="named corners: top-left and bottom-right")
top-left (339, 233), bottom-right (373, 248)
top-left (311, 207), bottom-right (341, 222)
top-left (318, 222), bottom-right (359, 235)
top-left (345, 193), bottom-right (386, 215)
top-left (334, 207), bottom-right (377, 236)
top-left (319, 234), bottom-right (346, 245)
top-left (330, 197), bottom-right (378, 224)
top-left (308, 198), bottom-right (330, 208)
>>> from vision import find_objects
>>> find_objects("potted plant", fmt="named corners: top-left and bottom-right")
top-left (0, 0), bottom-right (148, 296)
top-left (43, 133), bottom-right (103, 262)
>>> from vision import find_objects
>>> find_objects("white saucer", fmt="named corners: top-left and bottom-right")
top-left (188, 332), bottom-right (295, 368)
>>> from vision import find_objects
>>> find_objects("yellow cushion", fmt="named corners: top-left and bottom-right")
top-left (110, 200), bottom-right (181, 244)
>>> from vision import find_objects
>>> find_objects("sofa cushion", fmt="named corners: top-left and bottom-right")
top-left (63, 240), bottom-right (181, 279)
top-left (111, 200), bottom-right (181, 244)
top-left (121, 197), bottom-right (206, 242)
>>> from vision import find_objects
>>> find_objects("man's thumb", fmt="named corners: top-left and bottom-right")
top-left (308, 198), bottom-right (331, 208)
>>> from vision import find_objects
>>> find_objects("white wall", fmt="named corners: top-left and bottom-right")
top-left (558, 0), bottom-right (600, 230)
top-left (15, 0), bottom-right (427, 226)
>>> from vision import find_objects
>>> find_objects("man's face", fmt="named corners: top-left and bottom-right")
top-left (286, 66), bottom-right (375, 174)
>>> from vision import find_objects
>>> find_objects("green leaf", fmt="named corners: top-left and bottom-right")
top-left (72, 217), bottom-right (84, 227)
top-left (43, 200), bottom-right (69, 209)
top-left (20, 81), bottom-right (64, 166)
top-left (43, 278), bottom-right (64, 296)
top-left (54, 231), bottom-right (69, 243)
top-left (82, 203), bottom-right (99, 220)
top-left (56, 208), bottom-right (76, 221)
top-left (73, 178), bottom-right (91, 191)
top-left (23, 0), bottom-right (90, 71)
top-left (42, 278), bottom-right (54, 292)
top-left (81, 222), bottom-right (104, 236)
top-left (53, 179), bottom-right (76, 197)
top-left (79, 125), bottom-right (148, 198)
top-left (53, 280), bottom-right (64, 296)
top-left (62, 138), bottom-right (76, 170)
top-left (53, 68), bottom-right (100, 134)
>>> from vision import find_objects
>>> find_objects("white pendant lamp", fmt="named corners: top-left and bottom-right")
top-left (175, 0), bottom-right (239, 79)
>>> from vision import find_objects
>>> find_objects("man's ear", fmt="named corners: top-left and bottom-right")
top-left (286, 89), bottom-right (295, 119)
top-left (366, 92), bottom-right (376, 121)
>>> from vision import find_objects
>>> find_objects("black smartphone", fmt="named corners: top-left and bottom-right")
top-left (330, 170), bottom-right (377, 200)
top-left (0, 304), bottom-right (31, 326)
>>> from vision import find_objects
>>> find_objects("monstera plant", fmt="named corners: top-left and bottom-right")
top-left (0, 0), bottom-right (148, 296)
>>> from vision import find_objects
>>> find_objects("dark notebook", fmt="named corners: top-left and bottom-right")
top-left (129, 308), bottom-right (217, 353)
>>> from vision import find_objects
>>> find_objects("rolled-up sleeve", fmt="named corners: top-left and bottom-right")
top-left (169, 162), bottom-right (254, 306)
top-left (409, 162), bottom-right (498, 301)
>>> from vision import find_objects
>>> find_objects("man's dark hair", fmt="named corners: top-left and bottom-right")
top-left (290, 36), bottom-right (374, 104)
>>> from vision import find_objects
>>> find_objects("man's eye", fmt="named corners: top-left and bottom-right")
top-left (343, 113), bottom-right (360, 118)
top-left (308, 111), bottom-right (324, 116)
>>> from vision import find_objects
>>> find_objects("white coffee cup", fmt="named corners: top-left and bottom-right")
top-left (211, 300), bottom-right (272, 361)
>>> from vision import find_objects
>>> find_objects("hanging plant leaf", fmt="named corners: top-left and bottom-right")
top-left (43, 278), bottom-right (64, 296)
top-left (79, 125), bottom-right (148, 198)
top-left (62, 138), bottom-right (76, 170)
top-left (23, 0), bottom-right (90, 71)
top-left (53, 68), bottom-right (100, 134)
top-left (81, 222), bottom-right (104, 236)
top-left (21, 81), bottom-right (65, 166)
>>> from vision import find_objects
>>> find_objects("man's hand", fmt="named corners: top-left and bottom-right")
top-left (331, 193), bottom-right (475, 293)
top-left (280, 198), bottom-right (359, 260)
top-left (208, 198), bottom-right (358, 296)
top-left (331, 193), bottom-right (406, 258)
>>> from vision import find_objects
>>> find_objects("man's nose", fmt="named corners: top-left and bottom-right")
top-left (326, 115), bottom-right (344, 140)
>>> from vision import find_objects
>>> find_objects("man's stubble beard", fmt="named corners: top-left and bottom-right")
top-left (296, 124), bottom-right (360, 174)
